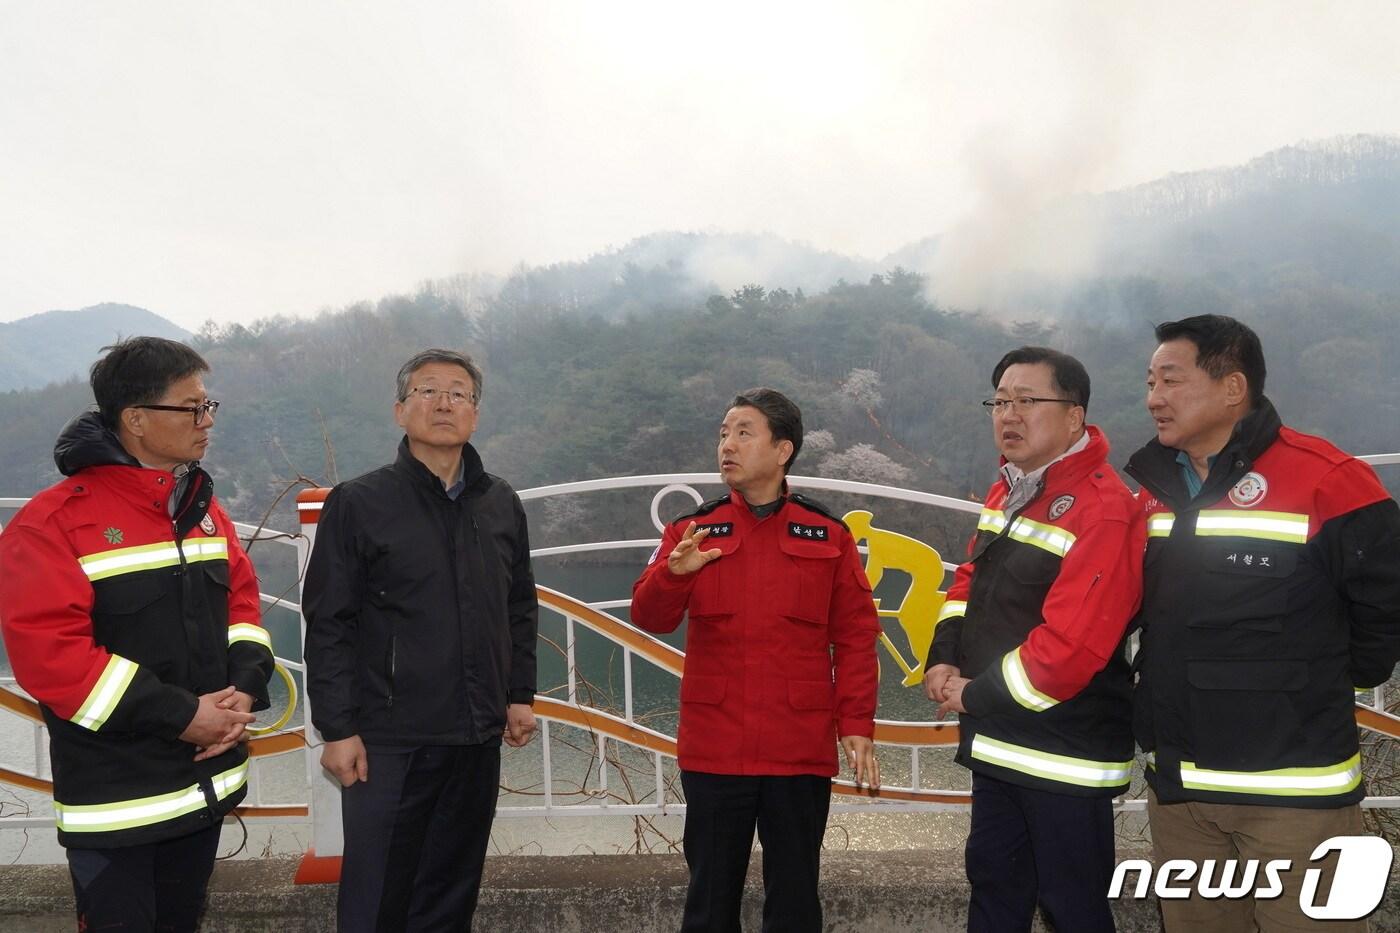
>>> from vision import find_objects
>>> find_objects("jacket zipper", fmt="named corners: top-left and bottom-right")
top-left (387, 634), bottom-right (397, 710)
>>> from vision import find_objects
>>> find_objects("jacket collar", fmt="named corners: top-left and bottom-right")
top-left (996, 424), bottom-right (1111, 499)
top-left (392, 436), bottom-right (488, 498)
top-left (1126, 396), bottom-right (1283, 508)
top-left (53, 411), bottom-right (141, 475)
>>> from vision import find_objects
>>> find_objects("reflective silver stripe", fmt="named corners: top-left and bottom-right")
top-left (1147, 513), bottom-right (1174, 537)
top-left (969, 734), bottom-right (1131, 788)
top-left (80, 538), bottom-right (228, 581)
top-left (1002, 647), bottom-right (1057, 711)
top-left (1006, 516), bottom-right (1075, 558)
top-left (977, 508), bottom-right (1007, 534)
top-left (227, 622), bottom-right (272, 651)
top-left (71, 655), bottom-right (138, 731)
top-left (937, 600), bottom-right (967, 623)
top-left (53, 760), bottom-right (249, 833)
top-left (1179, 754), bottom-right (1361, 797)
top-left (1194, 510), bottom-right (1309, 544)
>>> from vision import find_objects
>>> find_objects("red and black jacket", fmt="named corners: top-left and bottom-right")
top-left (1127, 397), bottom-right (1400, 808)
top-left (0, 413), bottom-right (273, 848)
top-left (927, 426), bottom-right (1145, 797)
top-left (631, 489), bottom-right (880, 777)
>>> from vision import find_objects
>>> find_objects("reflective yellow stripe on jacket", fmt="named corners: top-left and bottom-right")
top-left (227, 622), bottom-right (272, 651)
top-left (53, 760), bottom-right (249, 834)
top-left (970, 734), bottom-right (1131, 788)
top-left (1178, 754), bottom-right (1361, 797)
top-left (79, 538), bottom-right (229, 582)
top-left (1144, 511), bottom-right (1308, 544)
top-left (1002, 647), bottom-right (1058, 712)
top-left (977, 508), bottom-right (1076, 557)
top-left (71, 655), bottom-right (138, 731)
top-left (936, 600), bottom-right (967, 623)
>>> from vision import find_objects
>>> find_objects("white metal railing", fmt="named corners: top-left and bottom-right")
top-left (4, 454), bottom-right (1400, 859)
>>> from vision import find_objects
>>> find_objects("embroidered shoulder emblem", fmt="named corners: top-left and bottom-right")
top-left (200, 514), bottom-right (217, 534)
top-left (788, 521), bottom-right (829, 541)
top-left (1048, 495), bottom-right (1075, 520)
top-left (103, 527), bottom-right (123, 545)
top-left (1228, 472), bottom-right (1268, 508)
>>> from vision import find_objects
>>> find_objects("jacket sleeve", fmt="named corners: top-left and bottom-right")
top-left (507, 493), bottom-right (539, 706)
top-left (1316, 474), bottom-right (1400, 687)
top-left (629, 521), bottom-right (696, 634)
top-left (217, 501), bottom-right (274, 712)
top-left (925, 555), bottom-right (973, 670)
top-left (0, 523), bottom-right (198, 741)
top-left (830, 534), bottom-right (881, 738)
top-left (302, 487), bottom-right (366, 742)
top-left (962, 509), bottom-right (1145, 718)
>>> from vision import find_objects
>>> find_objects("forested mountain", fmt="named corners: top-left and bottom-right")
top-left (0, 304), bottom-right (190, 391)
top-left (2, 136), bottom-right (1399, 555)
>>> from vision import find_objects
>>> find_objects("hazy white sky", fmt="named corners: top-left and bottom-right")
top-left (4, 1), bottom-right (1399, 329)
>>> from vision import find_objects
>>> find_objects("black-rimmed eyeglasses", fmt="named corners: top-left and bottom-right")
top-left (134, 399), bottom-right (221, 425)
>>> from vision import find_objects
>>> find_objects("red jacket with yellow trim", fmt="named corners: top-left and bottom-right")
top-left (1126, 397), bottom-right (1400, 808)
top-left (0, 413), bottom-right (273, 848)
top-left (927, 426), bottom-right (1145, 796)
top-left (630, 489), bottom-right (880, 777)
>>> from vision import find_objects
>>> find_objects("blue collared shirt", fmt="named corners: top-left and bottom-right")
top-left (1175, 450), bottom-right (1216, 499)
top-left (444, 460), bottom-right (466, 500)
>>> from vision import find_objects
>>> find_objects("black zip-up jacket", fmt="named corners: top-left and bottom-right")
top-left (303, 438), bottom-right (538, 746)
top-left (1126, 397), bottom-right (1400, 808)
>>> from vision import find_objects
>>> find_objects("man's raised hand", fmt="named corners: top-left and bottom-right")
top-left (667, 522), bottom-right (723, 575)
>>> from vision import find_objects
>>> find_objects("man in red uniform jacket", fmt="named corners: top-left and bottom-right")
top-left (925, 347), bottom-right (1144, 933)
top-left (0, 337), bottom-right (272, 932)
top-left (631, 387), bottom-right (880, 933)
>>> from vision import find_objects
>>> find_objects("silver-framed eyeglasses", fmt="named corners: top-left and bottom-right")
top-left (406, 386), bottom-right (477, 407)
top-left (134, 399), bottom-right (221, 425)
top-left (981, 396), bottom-right (1078, 417)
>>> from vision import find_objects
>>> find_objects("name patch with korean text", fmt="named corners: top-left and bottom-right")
top-left (697, 522), bottom-right (734, 538)
top-left (788, 522), bottom-right (829, 541)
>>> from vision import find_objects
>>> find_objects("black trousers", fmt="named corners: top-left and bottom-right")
top-left (66, 823), bottom-right (222, 933)
top-left (679, 771), bottom-right (832, 933)
top-left (338, 743), bottom-right (501, 933)
top-left (964, 772), bottom-right (1117, 933)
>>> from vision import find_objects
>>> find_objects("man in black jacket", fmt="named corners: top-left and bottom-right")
top-left (1128, 316), bottom-right (1400, 931)
top-left (304, 348), bottom-right (538, 933)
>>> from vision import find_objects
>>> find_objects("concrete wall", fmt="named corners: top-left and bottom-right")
top-left (3, 850), bottom-right (1397, 932)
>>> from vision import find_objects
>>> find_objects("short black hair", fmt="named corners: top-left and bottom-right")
top-left (90, 337), bottom-right (210, 431)
top-left (991, 346), bottom-right (1091, 412)
top-left (729, 387), bottom-right (803, 474)
top-left (1154, 315), bottom-right (1266, 405)
top-left (396, 349), bottom-right (483, 404)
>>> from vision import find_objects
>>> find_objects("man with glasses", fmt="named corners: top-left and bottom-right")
top-left (923, 347), bottom-right (1143, 932)
top-left (0, 337), bottom-right (274, 932)
top-left (1127, 315), bottom-right (1400, 931)
top-left (304, 348), bottom-right (538, 932)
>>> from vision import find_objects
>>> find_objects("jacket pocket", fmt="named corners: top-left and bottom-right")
top-left (680, 674), bottom-right (727, 704)
top-left (777, 533), bottom-right (842, 624)
top-left (787, 679), bottom-right (834, 711)
top-left (692, 535), bottom-right (742, 615)
top-left (1187, 540), bottom-right (1295, 632)
top-left (1185, 657), bottom-right (1306, 769)
top-left (94, 574), bottom-right (168, 616)
top-left (90, 575), bottom-right (172, 669)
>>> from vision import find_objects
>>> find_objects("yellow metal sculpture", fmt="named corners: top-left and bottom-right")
top-left (843, 509), bottom-right (948, 687)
